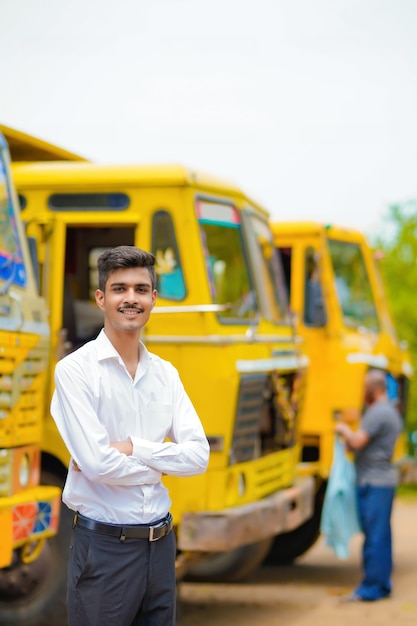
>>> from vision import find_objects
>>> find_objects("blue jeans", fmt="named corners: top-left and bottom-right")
top-left (355, 484), bottom-right (395, 601)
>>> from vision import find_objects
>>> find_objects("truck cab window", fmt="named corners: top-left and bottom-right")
top-left (328, 239), bottom-right (379, 331)
top-left (152, 210), bottom-right (186, 300)
top-left (277, 247), bottom-right (291, 300)
top-left (196, 199), bottom-right (256, 322)
top-left (304, 247), bottom-right (326, 327)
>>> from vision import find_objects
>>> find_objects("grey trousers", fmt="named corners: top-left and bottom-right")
top-left (67, 523), bottom-right (176, 626)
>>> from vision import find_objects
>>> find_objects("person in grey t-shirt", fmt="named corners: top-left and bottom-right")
top-left (335, 369), bottom-right (402, 602)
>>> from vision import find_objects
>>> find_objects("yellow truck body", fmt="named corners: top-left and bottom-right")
top-left (272, 221), bottom-right (412, 479)
top-left (260, 220), bottom-right (413, 564)
top-left (10, 152), bottom-right (314, 584)
top-left (0, 131), bottom-right (61, 626)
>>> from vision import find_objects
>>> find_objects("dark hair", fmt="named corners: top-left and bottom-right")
top-left (97, 246), bottom-right (156, 291)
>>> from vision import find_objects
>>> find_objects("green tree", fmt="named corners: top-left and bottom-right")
top-left (372, 200), bottom-right (417, 436)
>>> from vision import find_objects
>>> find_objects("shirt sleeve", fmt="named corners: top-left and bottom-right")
top-left (51, 358), bottom-right (162, 486)
top-left (360, 405), bottom-right (383, 439)
top-left (129, 369), bottom-right (210, 477)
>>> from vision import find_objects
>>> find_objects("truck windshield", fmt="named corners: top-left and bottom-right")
top-left (372, 255), bottom-right (397, 340)
top-left (0, 144), bottom-right (26, 290)
top-left (246, 212), bottom-right (288, 323)
top-left (197, 199), bottom-right (257, 322)
top-left (328, 239), bottom-right (379, 331)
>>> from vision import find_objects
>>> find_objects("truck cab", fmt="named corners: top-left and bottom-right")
top-left (265, 221), bottom-right (412, 563)
top-left (8, 140), bottom-right (314, 587)
top-left (0, 132), bottom-right (61, 626)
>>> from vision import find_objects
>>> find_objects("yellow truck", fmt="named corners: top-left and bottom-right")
top-left (5, 126), bottom-right (315, 590)
top-left (0, 131), bottom-right (61, 626)
top-left (267, 221), bottom-right (412, 563)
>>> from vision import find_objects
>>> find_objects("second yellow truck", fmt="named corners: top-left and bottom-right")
top-left (266, 221), bottom-right (413, 563)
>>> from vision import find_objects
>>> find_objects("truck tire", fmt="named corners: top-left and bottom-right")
top-left (263, 481), bottom-right (326, 565)
top-left (0, 470), bottom-right (71, 626)
top-left (184, 537), bottom-right (273, 583)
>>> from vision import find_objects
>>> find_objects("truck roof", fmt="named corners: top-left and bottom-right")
top-left (12, 161), bottom-right (269, 216)
top-left (5, 125), bottom-right (269, 216)
top-left (271, 220), bottom-right (368, 243)
top-left (0, 124), bottom-right (88, 162)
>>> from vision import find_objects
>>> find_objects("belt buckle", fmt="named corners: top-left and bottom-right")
top-left (149, 519), bottom-right (165, 542)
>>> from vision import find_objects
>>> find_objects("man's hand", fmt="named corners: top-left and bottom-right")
top-left (335, 422), bottom-right (351, 438)
top-left (335, 422), bottom-right (369, 450)
top-left (110, 440), bottom-right (133, 456)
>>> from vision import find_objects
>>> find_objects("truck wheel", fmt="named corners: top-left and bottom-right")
top-left (0, 470), bottom-right (71, 626)
top-left (263, 481), bottom-right (326, 565)
top-left (184, 537), bottom-right (273, 583)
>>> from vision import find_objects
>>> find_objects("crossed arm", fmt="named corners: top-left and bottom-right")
top-left (72, 440), bottom-right (133, 471)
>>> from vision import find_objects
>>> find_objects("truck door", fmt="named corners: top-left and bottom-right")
top-left (62, 225), bottom-right (136, 354)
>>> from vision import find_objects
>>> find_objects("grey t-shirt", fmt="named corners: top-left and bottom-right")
top-left (355, 401), bottom-right (403, 487)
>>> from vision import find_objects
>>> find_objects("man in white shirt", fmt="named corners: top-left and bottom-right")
top-left (51, 245), bottom-right (210, 626)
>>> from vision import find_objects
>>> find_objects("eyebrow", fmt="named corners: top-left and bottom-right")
top-left (109, 281), bottom-right (152, 289)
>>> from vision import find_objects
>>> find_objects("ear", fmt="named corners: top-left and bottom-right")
top-left (151, 289), bottom-right (157, 309)
top-left (95, 289), bottom-right (105, 311)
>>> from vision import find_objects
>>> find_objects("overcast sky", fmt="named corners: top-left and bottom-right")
top-left (1, 0), bottom-right (417, 236)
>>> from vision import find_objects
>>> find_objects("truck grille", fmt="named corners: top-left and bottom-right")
top-left (0, 334), bottom-right (48, 448)
top-left (230, 374), bottom-right (266, 464)
top-left (230, 370), bottom-right (303, 466)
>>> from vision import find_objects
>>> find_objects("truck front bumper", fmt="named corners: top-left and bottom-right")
top-left (178, 475), bottom-right (315, 552)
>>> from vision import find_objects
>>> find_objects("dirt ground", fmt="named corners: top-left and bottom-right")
top-left (179, 494), bottom-right (417, 626)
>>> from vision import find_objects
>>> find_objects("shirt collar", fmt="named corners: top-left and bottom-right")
top-left (95, 329), bottom-right (151, 372)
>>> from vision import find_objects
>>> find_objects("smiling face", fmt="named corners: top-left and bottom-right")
top-left (95, 266), bottom-right (157, 337)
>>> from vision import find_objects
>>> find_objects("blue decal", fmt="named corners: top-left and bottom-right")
top-left (33, 501), bottom-right (52, 533)
top-left (0, 154), bottom-right (27, 288)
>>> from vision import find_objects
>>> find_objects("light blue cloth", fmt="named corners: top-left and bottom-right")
top-left (320, 436), bottom-right (362, 559)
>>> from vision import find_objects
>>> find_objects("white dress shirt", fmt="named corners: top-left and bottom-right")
top-left (51, 329), bottom-right (210, 524)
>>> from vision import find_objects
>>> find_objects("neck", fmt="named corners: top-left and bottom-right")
top-left (373, 392), bottom-right (389, 404)
top-left (104, 327), bottom-right (141, 377)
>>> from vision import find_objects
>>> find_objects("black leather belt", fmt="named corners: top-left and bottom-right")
top-left (73, 512), bottom-right (173, 542)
